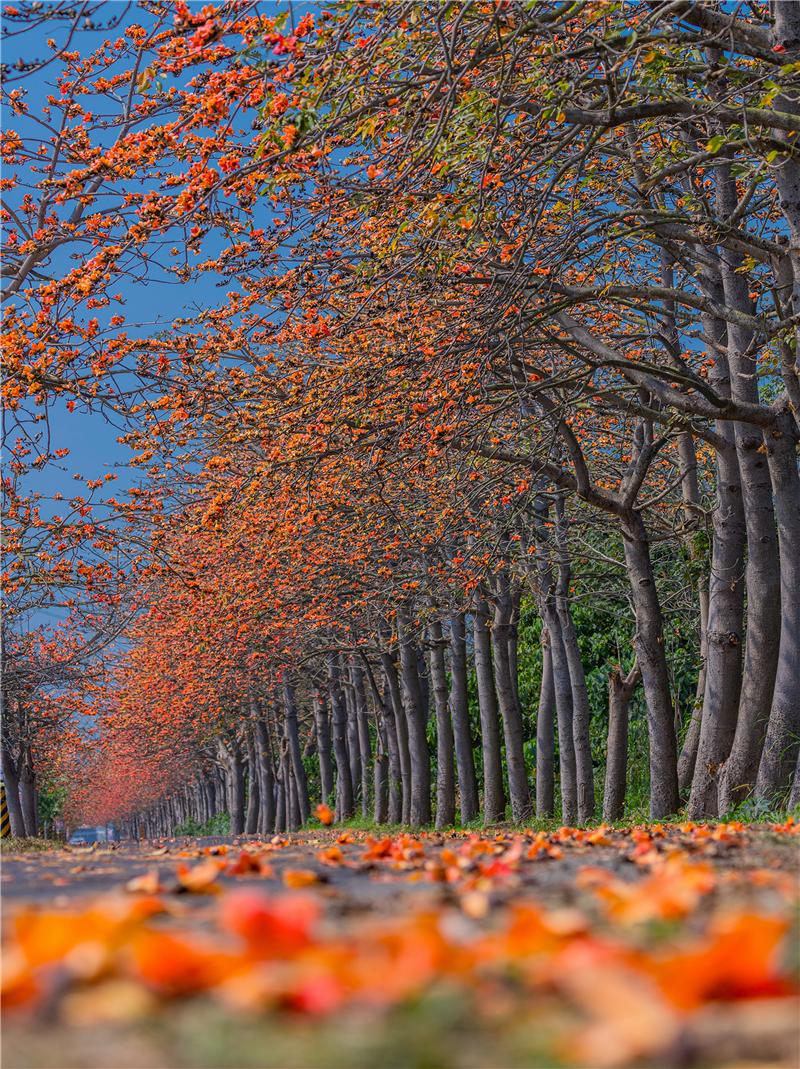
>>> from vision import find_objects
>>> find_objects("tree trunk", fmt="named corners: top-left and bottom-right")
top-left (603, 663), bottom-right (641, 822)
top-left (472, 592), bottom-right (506, 823)
top-left (756, 401), bottom-right (800, 800)
top-left (620, 509), bottom-right (680, 818)
top-left (508, 588), bottom-right (524, 729)
top-left (381, 651), bottom-right (411, 823)
top-left (760, 3), bottom-right (800, 798)
top-left (220, 738), bottom-right (245, 836)
top-left (374, 752), bottom-right (389, 824)
top-left (677, 577), bottom-right (709, 793)
top-left (327, 654), bottom-right (354, 820)
top-left (383, 696), bottom-right (403, 824)
top-left (490, 575), bottom-right (532, 823)
top-left (344, 676), bottom-right (362, 808)
top-left (19, 750), bottom-right (38, 838)
top-left (788, 746), bottom-right (800, 811)
top-left (362, 660), bottom-right (402, 824)
top-left (285, 744), bottom-right (301, 831)
top-left (427, 621), bottom-right (456, 829)
top-left (244, 730), bottom-right (260, 834)
top-left (283, 683), bottom-right (309, 823)
top-left (716, 178), bottom-right (781, 815)
top-left (554, 498), bottom-right (595, 821)
top-left (417, 646), bottom-right (430, 731)
top-left (668, 282), bottom-right (710, 797)
top-left (1, 741), bottom-right (27, 837)
top-left (689, 436), bottom-right (745, 818)
top-left (362, 654), bottom-right (402, 824)
top-left (448, 613), bottom-right (479, 823)
top-left (550, 619), bottom-right (578, 824)
top-left (397, 606), bottom-right (432, 825)
top-left (675, 297), bottom-right (726, 798)
top-left (313, 689), bottom-right (334, 806)
top-left (274, 765), bottom-right (286, 834)
top-left (255, 719), bottom-right (276, 834)
top-left (350, 659), bottom-right (372, 819)
top-left (531, 495), bottom-right (577, 824)
top-left (536, 629), bottom-right (555, 819)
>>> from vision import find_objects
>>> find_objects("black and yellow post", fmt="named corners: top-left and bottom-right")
top-left (0, 781), bottom-right (11, 838)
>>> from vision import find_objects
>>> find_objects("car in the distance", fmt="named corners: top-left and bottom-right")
top-left (67, 825), bottom-right (118, 845)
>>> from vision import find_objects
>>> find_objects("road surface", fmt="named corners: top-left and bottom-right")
top-left (2, 825), bottom-right (799, 1069)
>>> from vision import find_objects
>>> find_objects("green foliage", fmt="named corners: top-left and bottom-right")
top-left (37, 780), bottom-right (68, 826)
top-left (721, 795), bottom-right (800, 824)
top-left (175, 813), bottom-right (230, 837)
top-left (464, 529), bottom-right (704, 821)
top-left (303, 751), bottom-right (322, 806)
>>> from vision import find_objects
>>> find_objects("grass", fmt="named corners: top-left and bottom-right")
top-left (174, 813), bottom-right (230, 837)
top-left (3, 996), bottom-right (562, 1069)
top-left (299, 801), bottom-right (800, 837)
top-left (5, 802), bottom-right (796, 852)
top-left (0, 836), bottom-right (66, 853)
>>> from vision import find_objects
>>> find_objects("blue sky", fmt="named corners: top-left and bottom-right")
top-left (2, 2), bottom-right (280, 627)
top-left (1, 3), bottom-right (289, 494)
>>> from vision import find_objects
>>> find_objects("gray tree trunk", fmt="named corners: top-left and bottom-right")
top-left (220, 738), bottom-right (245, 836)
top-left (620, 509), bottom-right (680, 818)
top-left (344, 676), bottom-right (361, 808)
top-left (603, 663), bottom-right (640, 822)
top-left (554, 498), bottom-right (594, 821)
top-left (508, 589), bottom-right (524, 730)
top-left (678, 282), bottom-right (739, 802)
top-left (283, 683), bottom-right (309, 823)
top-left (327, 654), bottom-right (354, 820)
top-left (675, 428), bottom-right (710, 795)
top-left (362, 659), bottom-right (402, 824)
top-left (381, 651), bottom-right (411, 823)
top-left (536, 629), bottom-right (555, 819)
top-left (677, 577), bottom-right (709, 794)
top-left (2, 740), bottom-right (27, 837)
top-left (397, 606), bottom-right (432, 825)
top-left (472, 592), bottom-right (506, 823)
top-left (350, 659), bottom-right (372, 818)
top-left (373, 752), bottom-right (389, 824)
top-left (756, 400), bottom-right (800, 799)
top-left (313, 689), bottom-right (334, 806)
top-left (255, 719), bottom-right (276, 834)
top-left (361, 654), bottom-right (401, 823)
top-left (752, 19), bottom-right (800, 803)
top-left (244, 730), bottom-right (260, 834)
top-left (788, 746), bottom-right (800, 811)
top-left (427, 621), bottom-right (456, 829)
top-left (531, 496), bottom-right (577, 823)
top-left (702, 166), bottom-right (780, 814)
top-left (285, 744), bottom-right (301, 831)
top-left (490, 574), bottom-right (532, 823)
top-left (275, 763), bottom-right (286, 834)
top-left (19, 759), bottom-right (38, 838)
top-left (689, 436), bottom-right (745, 818)
top-left (448, 613), bottom-right (479, 822)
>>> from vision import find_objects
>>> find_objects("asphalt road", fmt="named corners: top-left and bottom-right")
top-left (3, 827), bottom-right (799, 1069)
top-left (0, 834), bottom-right (449, 910)
top-left (0, 830), bottom-right (634, 915)
top-left (1, 838), bottom-right (216, 903)
top-left (4, 827), bottom-right (797, 915)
